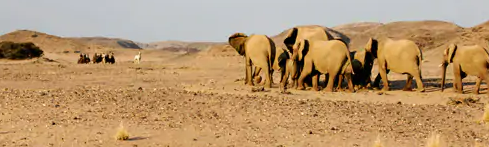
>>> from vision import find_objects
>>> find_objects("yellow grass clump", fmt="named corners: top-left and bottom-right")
top-left (115, 121), bottom-right (129, 141)
top-left (372, 135), bottom-right (383, 147)
top-left (426, 133), bottom-right (441, 147)
top-left (481, 104), bottom-right (489, 123)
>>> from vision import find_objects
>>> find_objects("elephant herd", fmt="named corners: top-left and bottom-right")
top-left (228, 26), bottom-right (489, 96)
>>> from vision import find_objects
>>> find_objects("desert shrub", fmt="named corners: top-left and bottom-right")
top-left (0, 41), bottom-right (44, 59)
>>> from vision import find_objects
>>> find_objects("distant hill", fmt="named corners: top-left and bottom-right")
top-left (0, 30), bottom-right (107, 53)
top-left (144, 40), bottom-right (225, 53)
top-left (69, 37), bottom-right (142, 49)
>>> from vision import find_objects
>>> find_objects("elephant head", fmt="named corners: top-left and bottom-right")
top-left (440, 43), bottom-right (457, 91)
top-left (287, 39), bottom-right (309, 80)
top-left (228, 33), bottom-right (248, 56)
top-left (364, 38), bottom-right (379, 59)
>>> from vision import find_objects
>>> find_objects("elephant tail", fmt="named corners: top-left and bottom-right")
top-left (341, 50), bottom-right (354, 75)
top-left (417, 47), bottom-right (423, 67)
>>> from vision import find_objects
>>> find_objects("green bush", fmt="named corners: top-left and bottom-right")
top-left (0, 41), bottom-right (44, 59)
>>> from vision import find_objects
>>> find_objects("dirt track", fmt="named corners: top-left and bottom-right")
top-left (1, 51), bottom-right (489, 147)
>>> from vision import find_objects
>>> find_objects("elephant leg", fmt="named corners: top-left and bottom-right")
top-left (372, 73), bottom-right (382, 90)
top-left (336, 74), bottom-right (344, 92)
top-left (311, 72), bottom-right (319, 91)
top-left (453, 65), bottom-right (463, 94)
top-left (264, 67), bottom-right (272, 88)
top-left (346, 73), bottom-right (355, 93)
top-left (253, 67), bottom-right (262, 84)
top-left (280, 67), bottom-right (290, 93)
top-left (413, 70), bottom-right (425, 92)
top-left (366, 75), bottom-right (373, 89)
top-left (378, 64), bottom-right (390, 92)
top-left (297, 62), bottom-right (312, 90)
top-left (474, 76), bottom-right (482, 95)
top-left (484, 72), bottom-right (489, 96)
top-left (304, 76), bottom-right (313, 88)
top-left (245, 57), bottom-right (254, 86)
top-left (324, 72), bottom-right (337, 92)
top-left (280, 67), bottom-right (286, 83)
top-left (403, 74), bottom-right (414, 91)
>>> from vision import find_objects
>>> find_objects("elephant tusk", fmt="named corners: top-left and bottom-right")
top-left (438, 64), bottom-right (443, 67)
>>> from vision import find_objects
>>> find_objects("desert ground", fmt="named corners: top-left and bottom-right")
top-left (2, 20), bottom-right (489, 147)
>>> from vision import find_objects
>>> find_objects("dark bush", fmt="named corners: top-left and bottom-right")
top-left (0, 41), bottom-right (44, 59)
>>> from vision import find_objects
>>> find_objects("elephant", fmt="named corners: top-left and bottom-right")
top-left (364, 37), bottom-right (425, 92)
top-left (283, 26), bottom-right (334, 88)
top-left (349, 49), bottom-right (375, 90)
top-left (440, 44), bottom-right (489, 95)
top-left (228, 32), bottom-right (276, 88)
top-left (287, 39), bottom-right (354, 92)
top-left (251, 46), bottom-right (294, 92)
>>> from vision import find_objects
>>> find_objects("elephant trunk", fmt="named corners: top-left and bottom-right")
top-left (440, 61), bottom-right (448, 92)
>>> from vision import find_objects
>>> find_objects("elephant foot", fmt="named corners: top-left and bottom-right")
top-left (296, 86), bottom-right (305, 90)
top-left (323, 88), bottom-right (333, 92)
top-left (247, 82), bottom-right (255, 87)
top-left (254, 76), bottom-right (262, 84)
top-left (417, 88), bottom-right (426, 93)
top-left (381, 87), bottom-right (390, 92)
top-left (473, 90), bottom-right (480, 95)
top-left (311, 87), bottom-right (319, 91)
top-left (279, 85), bottom-right (287, 93)
top-left (402, 87), bottom-right (413, 91)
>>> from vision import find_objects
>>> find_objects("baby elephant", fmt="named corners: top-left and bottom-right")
top-left (440, 44), bottom-right (489, 95)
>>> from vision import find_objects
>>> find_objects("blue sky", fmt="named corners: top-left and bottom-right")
top-left (0, 0), bottom-right (487, 42)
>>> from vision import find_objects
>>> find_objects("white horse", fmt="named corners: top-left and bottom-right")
top-left (134, 51), bottom-right (141, 64)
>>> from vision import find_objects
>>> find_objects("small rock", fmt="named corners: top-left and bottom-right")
top-left (138, 87), bottom-right (143, 91)
top-left (51, 122), bottom-right (56, 125)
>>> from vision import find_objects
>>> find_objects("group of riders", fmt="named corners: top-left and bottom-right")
top-left (77, 52), bottom-right (115, 64)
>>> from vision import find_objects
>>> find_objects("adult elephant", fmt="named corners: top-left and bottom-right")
top-left (440, 44), bottom-right (489, 95)
top-left (252, 46), bottom-right (294, 92)
top-left (365, 37), bottom-right (425, 92)
top-left (228, 33), bottom-right (276, 88)
top-left (286, 39), bottom-right (354, 92)
top-left (283, 26), bottom-right (335, 89)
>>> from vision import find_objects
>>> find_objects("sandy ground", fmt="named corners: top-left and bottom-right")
top-left (1, 49), bottom-right (489, 147)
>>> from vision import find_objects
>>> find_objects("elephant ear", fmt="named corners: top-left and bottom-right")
top-left (228, 33), bottom-right (248, 56)
top-left (284, 27), bottom-right (299, 53)
top-left (447, 43), bottom-right (457, 63)
top-left (364, 38), bottom-right (378, 58)
top-left (294, 39), bottom-right (308, 61)
top-left (277, 48), bottom-right (289, 68)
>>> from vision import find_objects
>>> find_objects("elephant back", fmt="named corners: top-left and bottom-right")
top-left (297, 27), bottom-right (330, 41)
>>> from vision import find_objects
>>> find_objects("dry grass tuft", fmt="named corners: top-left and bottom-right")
top-left (481, 104), bottom-right (489, 123)
top-left (372, 135), bottom-right (383, 147)
top-left (426, 132), bottom-right (441, 147)
top-left (115, 121), bottom-right (129, 141)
